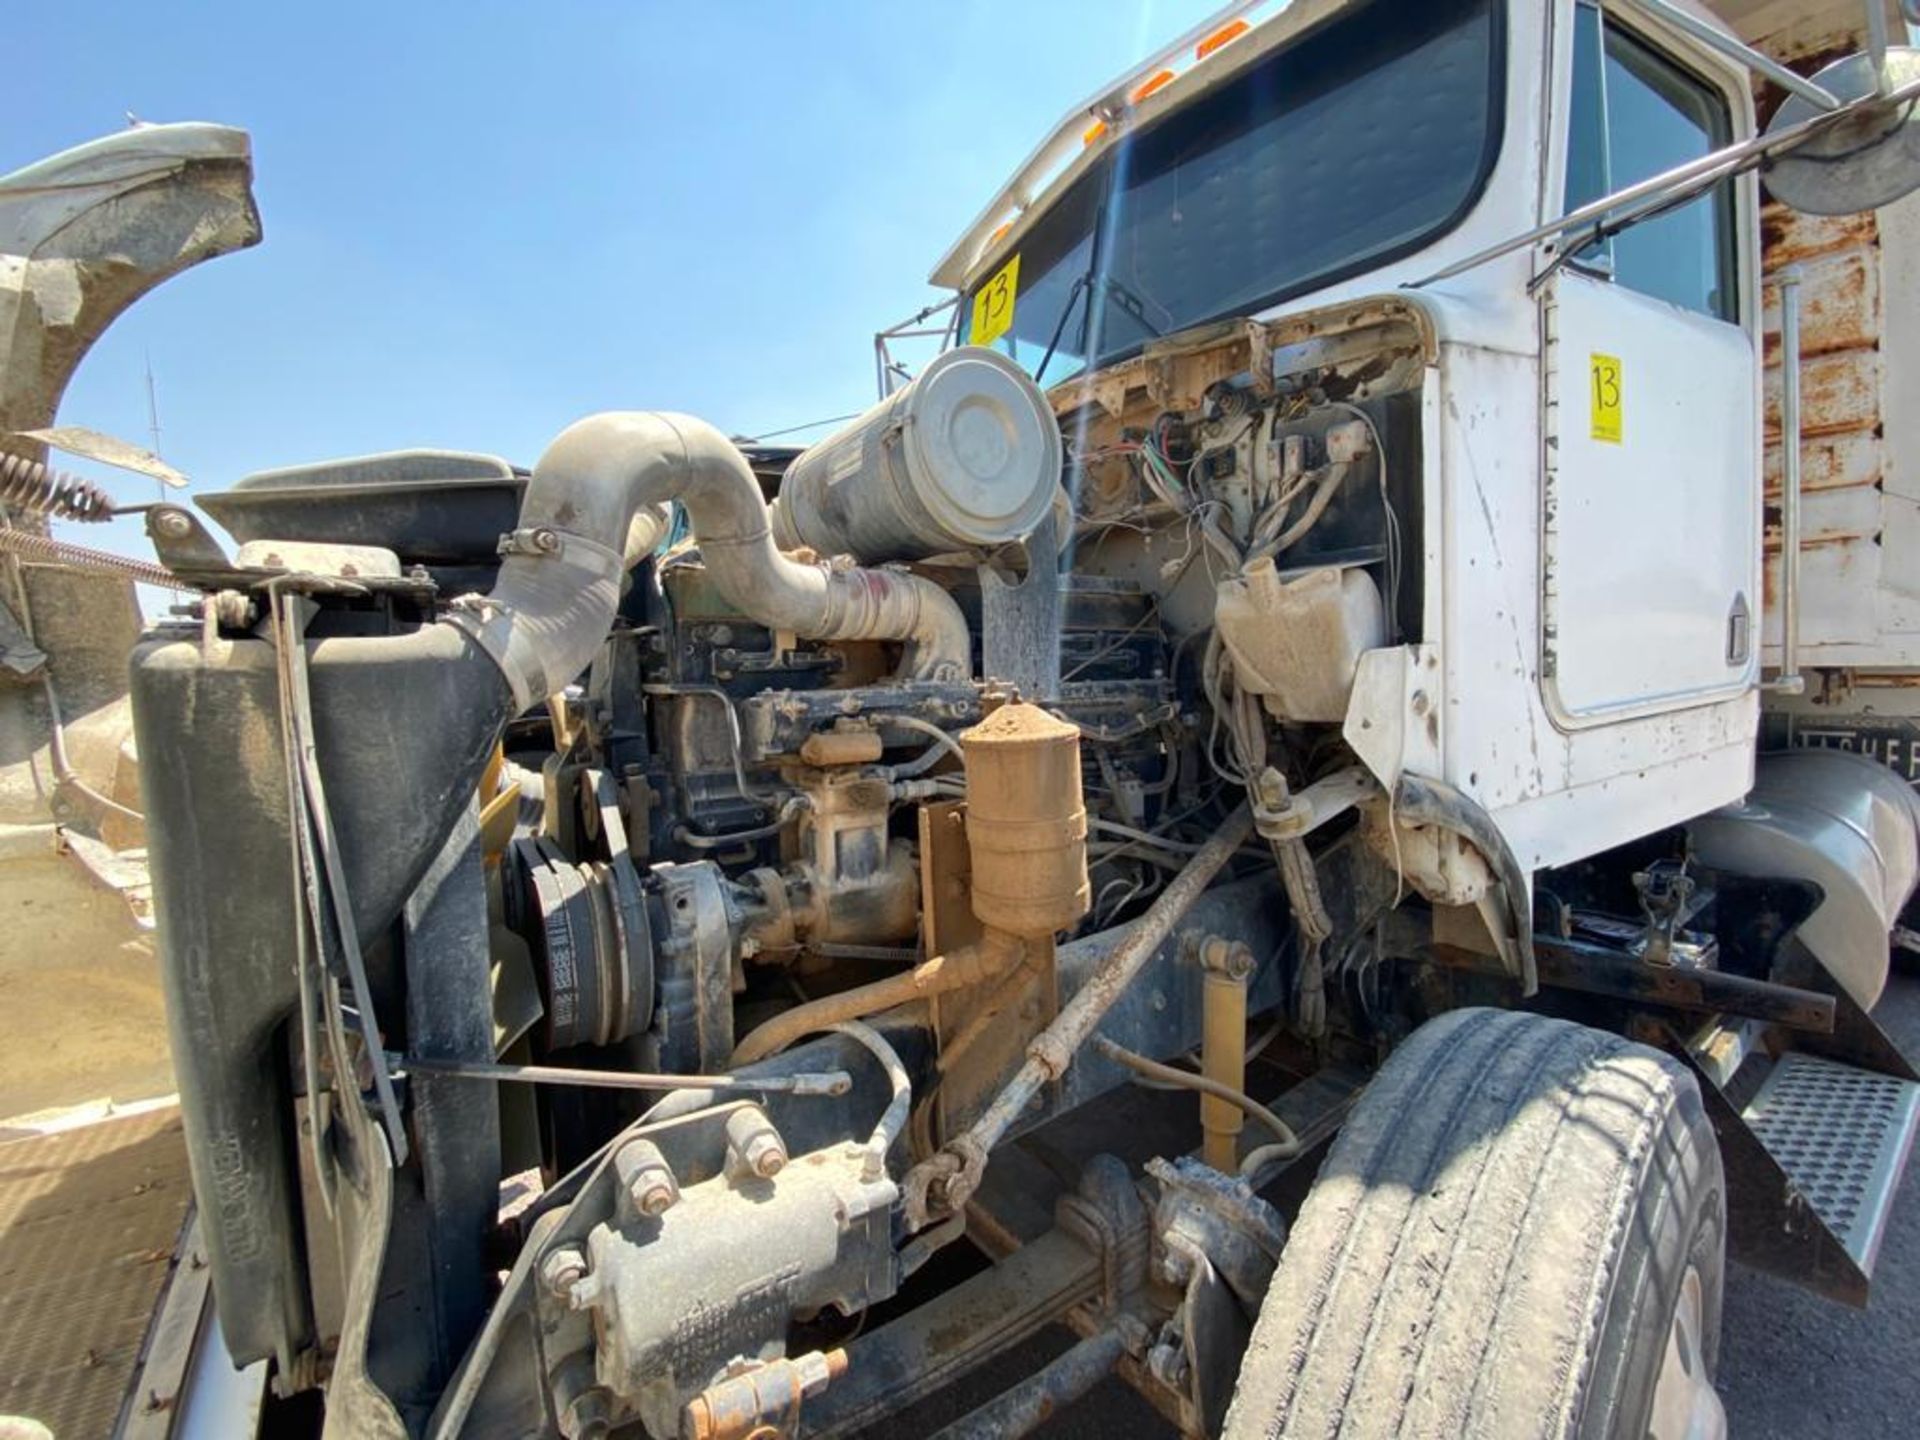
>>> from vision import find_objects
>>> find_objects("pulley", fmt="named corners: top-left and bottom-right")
top-left (507, 835), bottom-right (656, 1051)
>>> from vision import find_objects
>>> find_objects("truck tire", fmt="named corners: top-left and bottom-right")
top-left (1224, 1007), bottom-right (1725, 1440)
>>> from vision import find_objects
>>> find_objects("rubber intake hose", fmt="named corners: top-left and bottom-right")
top-left (450, 411), bottom-right (972, 711)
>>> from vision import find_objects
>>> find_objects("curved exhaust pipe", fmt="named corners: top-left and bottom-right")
top-left (450, 411), bottom-right (972, 711)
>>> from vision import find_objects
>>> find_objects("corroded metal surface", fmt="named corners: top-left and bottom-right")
top-left (1747, 7), bottom-right (1920, 667)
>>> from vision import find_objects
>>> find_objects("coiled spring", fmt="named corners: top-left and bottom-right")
top-left (0, 451), bottom-right (114, 523)
top-left (0, 526), bottom-right (183, 589)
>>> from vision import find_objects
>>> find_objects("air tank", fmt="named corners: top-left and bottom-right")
top-left (771, 345), bottom-right (1062, 563)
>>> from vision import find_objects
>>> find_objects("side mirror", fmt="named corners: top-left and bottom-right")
top-left (1765, 46), bottom-right (1920, 216)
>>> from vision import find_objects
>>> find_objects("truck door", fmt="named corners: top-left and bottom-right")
top-left (1540, 1), bottom-right (1757, 724)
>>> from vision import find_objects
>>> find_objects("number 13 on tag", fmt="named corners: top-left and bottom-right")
top-left (1590, 353), bottom-right (1623, 444)
top-left (971, 255), bottom-right (1020, 349)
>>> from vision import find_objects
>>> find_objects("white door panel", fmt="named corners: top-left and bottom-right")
top-left (1542, 271), bottom-right (1758, 721)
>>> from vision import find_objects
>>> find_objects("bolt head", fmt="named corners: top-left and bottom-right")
top-left (746, 1134), bottom-right (787, 1178)
top-left (632, 1171), bottom-right (677, 1217)
top-left (540, 1245), bottom-right (588, 1299)
top-left (154, 510), bottom-right (192, 538)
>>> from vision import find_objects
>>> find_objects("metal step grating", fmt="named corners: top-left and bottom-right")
top-left (1741, 1052), bottom-right (1920, 1274)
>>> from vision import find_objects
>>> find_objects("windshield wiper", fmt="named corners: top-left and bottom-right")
top-left (1034, 269), bottom-right (1166, 384)
top-left (1035, 272), bottom-right (1091, 385)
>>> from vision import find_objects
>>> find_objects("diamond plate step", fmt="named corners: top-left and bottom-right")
top-left (1740, 1051), bottom-right (1920, 1275)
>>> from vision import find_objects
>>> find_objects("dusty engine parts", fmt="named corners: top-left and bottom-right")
top-left (507, 835), bottom-right (654, 1051)
top-left (728, 700), bottom-right (1091, 1069)
top-left (131, 270), bottom-right (1414, 1435)
top-left (740, 765), bottom-right (922, 954)
top-left (578, 1108), bottom-right (898, 1436)
top-left (958, 700), bottom-right (1092, 938)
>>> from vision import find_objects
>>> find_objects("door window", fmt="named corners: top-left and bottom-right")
top-left (1566, 2), bottom-right (1737, 321)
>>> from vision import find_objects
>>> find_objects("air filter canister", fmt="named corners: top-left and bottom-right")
top-left (771, 345), bottom-right (1062, 563)
top-left (960, 701), bottom-right (1090, 938)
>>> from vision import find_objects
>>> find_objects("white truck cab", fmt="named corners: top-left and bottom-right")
top-left (928, 0), bottom-right (1919, 1001)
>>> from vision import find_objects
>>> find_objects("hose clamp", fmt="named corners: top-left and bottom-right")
top-left (497, 525), bottom-right (563, 557)
top-left (496, 526), bottom-right (626, 584)
top-left (444, 593), bottom-right (524, 705)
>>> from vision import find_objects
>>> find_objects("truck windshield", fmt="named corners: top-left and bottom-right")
top-left (963, 0), bottom-right (1503, 382)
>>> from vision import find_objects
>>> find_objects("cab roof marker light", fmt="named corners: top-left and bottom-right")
top-left (1196, 18), bottom-right (1250, 60)
top-left (930, 0), bottom-right (1276, 288)
top-left (1129, 69), bottom-right (1177, 104)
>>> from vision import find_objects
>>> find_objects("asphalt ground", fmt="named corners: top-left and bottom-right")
top-left (899, 967), bottom-right (1920, 1438)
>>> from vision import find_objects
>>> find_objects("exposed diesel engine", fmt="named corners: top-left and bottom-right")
top-left (132, 313), bottom-right (1458, 1438)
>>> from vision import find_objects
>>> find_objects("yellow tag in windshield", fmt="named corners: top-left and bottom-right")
top-left (971, 254), bottom-right (1020, 349)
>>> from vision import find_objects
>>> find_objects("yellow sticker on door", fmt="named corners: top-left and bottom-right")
top-left (1590, 353), bottom-right (1623, 444)
top-left (971, 254), bottom-right (1020, 349)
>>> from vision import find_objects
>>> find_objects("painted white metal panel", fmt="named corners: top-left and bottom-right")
top-left (1542, 272), bottom-right (1759, 718)
top-left (1432, 338), bottom-right (1758, 870)
top-left (1386, 3), bottom-right (1763, 869)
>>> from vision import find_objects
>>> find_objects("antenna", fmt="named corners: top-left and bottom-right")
top-left (143, 350), bottom-right (164, 502)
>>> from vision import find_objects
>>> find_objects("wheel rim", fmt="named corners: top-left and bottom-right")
top-left (1647, 1265), bottom-right (1725, 1440)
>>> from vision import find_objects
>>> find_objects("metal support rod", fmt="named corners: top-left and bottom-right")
top-left (1770, 267), bottom-right (1806, 695)
top-left (394, 1054), bottom-right (853, 1096)
top-left (1414, 74), bottom-right (1920, 288)
top-left (928, 1328), bottom-right (1128, 1440)
top-left (1433, 941), bottom-right (1837, 1034)
top-left (804, 1228), bottom-right (1104, 1437)
top-left (963, 804), bottom-right (1253, 1157)
top-left (279, 591), bottom-right (410, 1166)
top-left (1866, 0), bottom-right (1893, 94)
top-left (1624, 0), bottom-right (1843, 111)
top-left (1199, 939), bottom-right (1253, 1172)
top-left (906, 806), bottom-right (1256, 1224)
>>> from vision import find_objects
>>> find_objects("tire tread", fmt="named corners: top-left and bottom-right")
top-left (1224, 1008), bottom-right (1707, 1440)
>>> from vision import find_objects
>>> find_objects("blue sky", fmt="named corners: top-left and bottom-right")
top-left (7, 2), bottom-right (1219, 570)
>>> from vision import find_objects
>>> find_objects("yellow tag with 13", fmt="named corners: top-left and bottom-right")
top-left (971, 254), bottom-right (1020, 349)
top-left (1590, 353), bottom-right (1623, 444)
